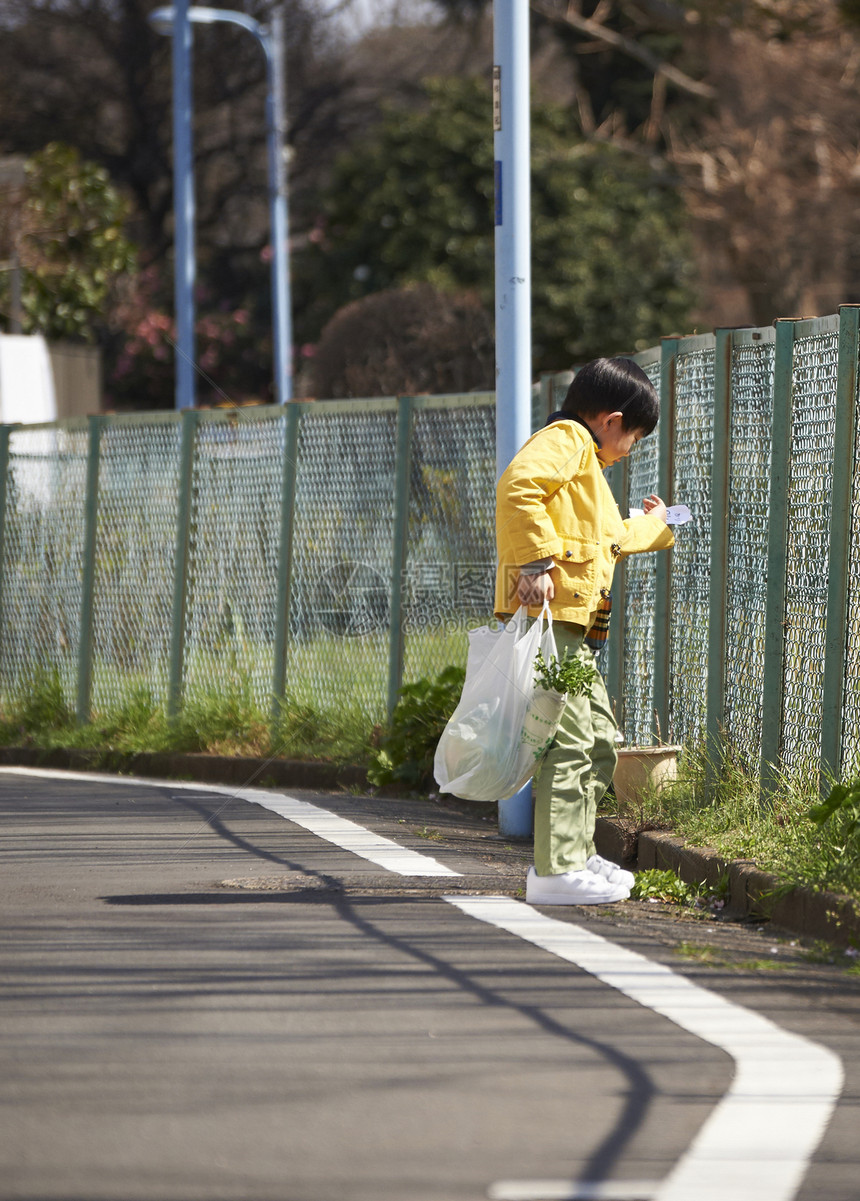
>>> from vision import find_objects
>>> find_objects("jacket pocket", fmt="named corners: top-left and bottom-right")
top-left (555, 537), bottom-right (598, 564)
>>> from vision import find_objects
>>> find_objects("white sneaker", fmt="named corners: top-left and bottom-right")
top-left (587, 854), bottom-right (635, 890)
top-left (526, 866), bottom-right (629, 906)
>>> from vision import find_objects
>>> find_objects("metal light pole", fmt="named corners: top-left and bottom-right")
top-left (163, 0), bottom-right (196, 410)
top-left (150, 5), bottom-right (293, 405)
top-left (266, 8), bottom-right (292, 404)
top-left (494, 0), bottom-right (533, 837)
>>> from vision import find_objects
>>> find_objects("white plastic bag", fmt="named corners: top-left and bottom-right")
top-left (433, 605), bottom-right (567, 802)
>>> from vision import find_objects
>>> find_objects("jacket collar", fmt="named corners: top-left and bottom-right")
top-left (546, 410), bottom-right (601, 448)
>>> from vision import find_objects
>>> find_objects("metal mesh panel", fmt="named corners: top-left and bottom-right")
top-left (780, 329), bottom-right (839, 773)
top-left (723, 337), bottom-right (774, 770)
top-left (402, 397), bottom-right (496, 685)
top-left (620, 356), bottom-right (661, 746)
top-left (667, 344), bottom-right (715, 748)
top-left (183, 411), bottom-right (284, 710)
top-left (841, 359), bottom-right (860, 776)
top-left (91, 418), bottom-right (182, 710)
top-left (0, 423), bottom-right (89, 706)
top-left (542, 371), bottom-right (573, 421)
top-left (285, 402), bottom-right (399, 721)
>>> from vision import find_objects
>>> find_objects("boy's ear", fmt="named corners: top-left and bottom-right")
top-left (597, 410), bottom-right (625, 430)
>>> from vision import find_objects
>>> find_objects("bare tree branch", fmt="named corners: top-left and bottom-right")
top-left (529, 0), bottom-right (717, 101)
top-left (626, 0), bottom-right (698, 31)
top-left (643, 70), bottom-right (667, 145)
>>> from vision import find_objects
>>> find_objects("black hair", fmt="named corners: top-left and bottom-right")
top-left (561, 357), bottom-right (659, 435)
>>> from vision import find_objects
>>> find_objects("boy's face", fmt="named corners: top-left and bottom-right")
top-left (594, 412), bottom-right (645, 466)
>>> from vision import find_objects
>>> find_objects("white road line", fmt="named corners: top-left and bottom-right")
top-left (226, 786), bottom-right (461, 877)
top-left (0, 767), bottom-right (460, 878)
top-left (448, 896), bottom-right (843, 1201)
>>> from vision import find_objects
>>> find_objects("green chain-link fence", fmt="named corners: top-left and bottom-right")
top-left (1, 306), bottom-right (859, 789)
top-left (586, 305), bottom-right (860, 790)
top-left (0, 395), bottom-right (502, 730)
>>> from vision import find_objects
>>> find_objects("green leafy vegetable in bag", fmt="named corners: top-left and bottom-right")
top-left (533, 649), bottom-right (596, 698)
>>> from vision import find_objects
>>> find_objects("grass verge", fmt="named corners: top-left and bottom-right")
top-left (0, 667), bottom-right (372, 766)
top-left (606, 741), bottom-right (860, 903)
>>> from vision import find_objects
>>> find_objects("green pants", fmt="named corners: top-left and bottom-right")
top-left (533, 623), bottom-right (618, 876)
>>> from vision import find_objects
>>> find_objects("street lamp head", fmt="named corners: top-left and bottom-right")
top-left (149, 6), bottom-right (251, 34)
top-left (148, 6), bottom-right (176, 34)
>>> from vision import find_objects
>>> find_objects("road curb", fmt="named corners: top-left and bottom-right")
top-left (0, 745), bottom-right (367, 791)
top-left (613, 822), bottom-right (860, 950)
top-left (2, 745), bottom-right (857, 948)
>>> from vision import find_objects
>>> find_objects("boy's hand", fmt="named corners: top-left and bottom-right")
top-left (516, 571), bottom-right (555, 606)
top-left (641, 494), bottom-right (668, 524)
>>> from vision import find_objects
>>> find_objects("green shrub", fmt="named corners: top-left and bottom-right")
top-left (368, 665), bottom-right (465, 791)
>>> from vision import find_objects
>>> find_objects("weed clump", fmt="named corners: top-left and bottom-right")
top-left (368, 665), bottom-right (465, 791)
top-left (630, 866), bottom-right (730, 911)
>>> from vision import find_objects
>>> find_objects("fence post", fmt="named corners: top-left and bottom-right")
top-left (706, 329), bottom-right (733, 766)
top-left (76, 415), bottom-right (104, 724)
top-left (760, 318), bottom-right (795, 793)
top-left (168, 408), bottom-right (197, 721)
top-left (271, 401), bottom-right (301, 732)
top-left (652, 336), bottom-right (677, 742)
top-left (387, 395), bottom-right (415, 718)
top-left (539, 373), bottom-right (553, 427)
top-left (821, 304), bottom-right (860, 784)
top-left (606, 456), bottom-right (629, 729)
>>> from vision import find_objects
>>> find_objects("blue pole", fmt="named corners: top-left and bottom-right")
top-left (494, 0), bottom-right (533, 838)
top-left (265, 10), bottom-right (293, 403)
top-left (171, 0), bottom-right (196, 410)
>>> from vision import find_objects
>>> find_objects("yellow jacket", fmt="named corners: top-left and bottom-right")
top-left (495, 418), bottom-right (674, 626)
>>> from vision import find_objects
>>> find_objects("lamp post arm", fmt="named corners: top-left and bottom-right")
top-left (150, 4), bottom-right (293, 404)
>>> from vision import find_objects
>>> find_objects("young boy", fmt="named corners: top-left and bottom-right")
top-left (494, 357), bottom-right (674, 905)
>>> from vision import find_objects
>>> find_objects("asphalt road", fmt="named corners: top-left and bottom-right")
top-left (1, 767), bottom-right (859, 1201)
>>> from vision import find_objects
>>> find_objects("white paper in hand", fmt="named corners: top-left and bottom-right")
top-left (665, 504), bottom-right (692, 525)
top-left (630, 503), bottom-right (692, 526)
